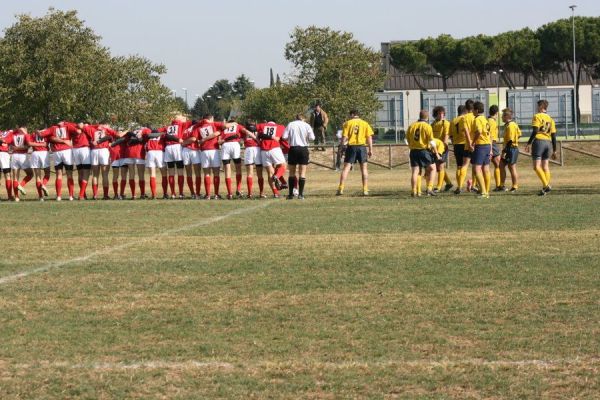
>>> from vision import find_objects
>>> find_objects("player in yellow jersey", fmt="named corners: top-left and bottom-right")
top-left (450, 105), bottom-right (466, 193)
top-left (431, 106), bottom-right (453, 192)
top-left (470, 101), bottom-right (492, 198)
top-left (336, 109), bottom-right (374, 196)
top-left (525, 100), bottom-right (556, 196)
top-left (454, 100), bottom-right (475, 194)
top-left (488, 105), bottom-right (503, 191)
top-left (407, 110), bottom-right (436, 196)
top-left (499, 108), bottom-right (521, 192)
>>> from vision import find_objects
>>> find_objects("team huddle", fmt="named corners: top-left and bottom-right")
top-left (0, 114), bottom-right (319, 202)
top-left (0, 98), bottom-right (557, 202)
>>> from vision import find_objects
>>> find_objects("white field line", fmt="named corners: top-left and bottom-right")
top-left (0, 202), bottom-right (271, 286)
top-left (5, 358), bottom-right (599, 372)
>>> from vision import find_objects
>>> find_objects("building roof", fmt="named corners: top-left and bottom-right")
top-left (381, 42), bottom-right (595, 91)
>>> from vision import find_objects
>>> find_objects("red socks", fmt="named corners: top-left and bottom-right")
top-left (214, 176), bottom-right (220, 195)
top-left (186, 176), bottom-right (194, 195)
top-left (5, 179), bottom-right (12, 199)
top-left (79, 180), bottom-right (88, 199)
top-left (56, 178), bottom-right (63, 198)
top-left (42, 172), bottom-right (50, 186)
top-left (204, 175), bottom-right (211, 196)
top-left (195, 177), bottom-right (202, 196)
top-left (103, 186), bottom-right (109, 198)
top-left (236, 173), bottom-right (242, 192)
top-left (161, 176), bottom-right (168, 196)
top-left (168, 176), bottom-right (175, 195)
top-left (258, 177), bottom-right (264, 195)
top-left (247, 176), bottom-right (253, 196)
top-left (225, 177), bottom-right (233, 196)
top-left (20, 175), bottom-right (32, 187)
top-left (92, 183), bottom-right (98, 198)
top-left (120, 179), bottom-right (126, 197)
top-left (139, 180), bottom-right (145, 197)
top-left (36, 181), bottom-right (43, 198)
top-left (177, 175), bottom-right (184, 196)
top-left (150, 177), bottom-right (157, 198)
top-left (67, 178), bottom-right (74, 197)
top-left (129, 179), bottom-right (136, 197)
top-left (112, 181), bottom-right (119, 197)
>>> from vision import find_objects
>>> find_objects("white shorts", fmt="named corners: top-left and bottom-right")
top-left (182, 147), bottom-right (201, 166)
top-left (221, 142), bottom-right (241, 161)
top-left (261, 147), bottom-right (286, 167)
top-left (30, 151), bottom-right (50, 169)
top-left (122, 158), bottom-right (145, 166)
top-left (145, 150), bottom-right (164, 169)
top-left (73, 147), bottom-right (91, 165)
top-left (111, 159), bottom-right (123, 168)
top-left (244, 146), bottom-right (262, 165)
top-left (164, 144), bottom-right (183, 163)
top-left (53, 149), bottom-right (73, 167)
top-left (11, 153), bottom-right (30, 170)
top-left (0, 152), bottom-right (10, 170)
top-left (91, 148), bottom-right (110, 166)
top-left (201, 149), bottom-right (221, 169)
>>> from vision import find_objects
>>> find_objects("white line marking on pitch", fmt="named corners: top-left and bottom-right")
top-left (6, 358), bottom-right (598, 371)
top-left (0, 202), bottom-right (272, 286)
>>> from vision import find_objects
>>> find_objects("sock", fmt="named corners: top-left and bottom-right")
top-left (204, 175), bottom-right (211, 196)
top-left (299, 177), bottom-right (306, 196)
top-left (273, 187), bottom-right (280, 196)
top-left (214, 176), bottom-right (220, 195)
top-left (258, 177), bottom-right (264, 194)
top-left (112, 181), bottom-right (118, 196)
top-left (236, 173), bottom-right (242, 192)
top-left (187, 176), bottom-right (194, 195)
top-left (247, 176), bottom-right (253, 195)
top-left (444, 172), bottom-right (452, 185)
top-left (5, 179), bottom-right (12, 198)
top-left (92, 183), bottom-right (98, 198)
top-left (338, 183), bottom-right (344, 193)
top-left (161, 176), bottom-right (168, 196)
top-left (168, 176), bottom-right (175, 195)
top-left (129, 179), bottom-right (136, 197)
top-left (150, 177), bottom-right (157, 197)
top-left (36, 181), bottom-right (43, 198)
top-left (475, 172), bottom-right (486, 195)
top-left (456, 169), bottom-right (461, 188)
top-left (225, 177), bottom-right (233, 196)
top-left (67, 178), bottom-right (74, 197)
top-left (544, 170), bottom-right (551, 186)
top-left (363, 183), bottom-right (369, 193)
top-left (534, 167), bottom-right (549, 188)
top-left (288, 176), bottom-right (297, 195)
top-left (494, 168), bottom-right (501, 188)
top-left (437, 170), bottom-right (445, 190)
top-left (103, 186), bottom-right (109, 198)
top-left (20, 175), bottom-right (32, 187)
top-left (56, 178), bottom-right (63, 198)
top-left (484, 170), bottom-right (491, 194)
top-left (195, 176), bottom-right (202, 196)
top-left (416, 176), bottom-right (422, 194)
top-left (43, 172), bottom-right (50, 186)
top-left (427, 180), bottom-right (433, 191)
top-left (139, 180), bottom-right (145, 196)
top-left (79, 180), bottom-right (88, 199)
top-left (274, 165), bottom-right (285, 179)
top-left (120, 179), bottom-right (126, 196)
top-left (177, 175), bottom-right (184, 195)
top-left (457, 167), bottom-right (466, 189)
top-left (12, 180), bottom-right (19, 198)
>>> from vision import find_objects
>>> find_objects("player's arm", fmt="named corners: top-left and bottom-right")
top-left (465, 123), bottom-right (473, 150)
top-left (442, 121), bottom-right (450, 144)
top-left (525, 127), bottom-right (538, 153)
top-left (551, 133), bottom-right (557, 160)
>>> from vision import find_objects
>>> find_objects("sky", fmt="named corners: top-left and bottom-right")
top-left (1, 0), bottom-right (599, 106)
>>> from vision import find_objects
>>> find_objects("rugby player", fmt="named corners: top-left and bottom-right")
top-left (431, 106), bottom-right (453, 192)
top-left (72, 123), bottom-right (93, 199)
top-left (26, 129), bottom-right (51, 201)
top-left (0, 129), bottom-right (14, 200)
top-left (161, 116), bottom-right (192, 199)
top-left (195, 115), bottom-right (225, 199)
top-left (499, 108), bottom-right (521, 192)
top-left (10, 126), bottom-right (32, 202)
top-left (240, 120), bottom-right (263, 198)
top-left (219, 118), bottom-right (244, 199)
top-left (50, 121), bottom-right (78, 201)
top-left (470, 101), bottom-right (492, 199)
top-left (256, 120), bottom-right (287, 198)
top-left (488, 105), bottom-right (503, 192)
top-left (180, 124), bottom-right (201, 199)
top-left (87, 124), bottom-right (119, 200)
top-left (454, 100), bottom-right (475, 194)
top-left (336, 109), bottom-right (374, 196)
top-left (525, 99), bottom-right (557, 196)
top-left (143, 130), bottom-right (168, 199)
top-left (407, 110), bottom-right (436, 197)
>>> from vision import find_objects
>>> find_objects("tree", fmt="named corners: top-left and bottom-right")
top-left (241, 84), bottom-right (308, 124)
top-left (232, 74), bottom-right (255, 100)
top-left (418, 35), bottom-right (461, 91)
top-left (269, 68), bottom-right (275, 87)
top-left (389, 42), bottom-right (428, 90)
top-left (457, 35), bottom-right (495, 90)
top-left (284, 26), bottom-right (385, 128)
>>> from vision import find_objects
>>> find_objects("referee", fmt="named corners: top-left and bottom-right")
top-left (282, 114), bottom-right (315, 200)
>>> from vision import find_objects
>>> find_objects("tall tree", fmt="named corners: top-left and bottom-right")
top-left (241, 84), bottom-right (307, 124)
top-left (269, 68), bottom-right (275, 88)
top-left (457, 35), bottom-right (495, 90)
top-left (232, 74), bottom-right (255, 100)
top-left (418, 34), bottom-right (461, 91)
top-left (389, 42), bottom-right (428, 90)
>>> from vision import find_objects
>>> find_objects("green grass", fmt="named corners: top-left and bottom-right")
top-left (0, 167), bottom-right (599, 399)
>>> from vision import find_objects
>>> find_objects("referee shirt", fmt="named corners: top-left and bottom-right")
top-left (283, 120), bottom-right (315, 147)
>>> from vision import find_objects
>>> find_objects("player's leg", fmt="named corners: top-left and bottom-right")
top-left (245, 163), bottom-right (254, 198)
top-left (91, 165), bottom-right (100, 199)
top-left (176, 161), bottom-right (185, 198)
top-left (193, 163), bottom-right (202, 198)
top-left (483, 163), bottom-right (491, 197)
top-left (120, 164), bottom-right (129, 199)
top-left (499, 159), bottom-right (508, 190)
top-left (223, 160), bottom-right (233, 199)
top-left (492, 155), bottom-right (502, 191)
top-left (111, 163), bottom-right (120, 199)
top-left (256, 165), bottom-right (265, 198)
top-left (287, 163), bottom-right (297, 200)
top-left (184, 163), bottom-right (195, 198)
top-left (33, 167), bottom-right (44, 200)
top-left (127, 163), bottom-right (137, 199)
top-left (234, 156), bottom-right (243, 196)
top-left (17, 168), bottom-right (33, 195)
top-left (541, 159), bottom-right (551, 190)
top-left (11, 165), bottom-right (21, 201)
top-left (136, 163), bottom-right (145, 198)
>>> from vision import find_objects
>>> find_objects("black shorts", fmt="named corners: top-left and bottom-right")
top-left (344, 146), bottom-right (368, 164)
top-left (532, 139), bottom-right (552, 161)
top-left (503, 147), bottom-right (519, 165)
top-left (454, 144), bottom-right (469, 167)
top-left (409, 149), bottom-right (433, 168)
top-left (471, 145), bottom-right (491, 166)
top-left (287, 146), bottom-right (309, 165)
top-left (492, 143), bottom-right (501, 157)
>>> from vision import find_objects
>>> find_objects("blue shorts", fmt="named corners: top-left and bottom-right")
top-left (344, 145), bottom-right (368, 164)
top-left (472, 145), bottom-right (491, 166)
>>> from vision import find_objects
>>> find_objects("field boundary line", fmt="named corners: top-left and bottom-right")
top-left (0, 201), bottom-right (272, 286)
top-left (6, 358), bottom-right (599, 371)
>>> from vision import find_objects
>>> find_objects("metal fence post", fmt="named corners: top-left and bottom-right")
top-left (388, 144), bottom-right (392, 169)
top-left (559, 141), bottom-right (564, 166)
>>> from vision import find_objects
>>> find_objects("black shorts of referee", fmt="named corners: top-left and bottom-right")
top-left (288, 146), bottom-right (310, 165)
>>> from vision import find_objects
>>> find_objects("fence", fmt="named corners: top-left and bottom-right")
top-left (593, 87), bottom-right (600, 124)
top-left (422, 90), bottom-right (489, 121)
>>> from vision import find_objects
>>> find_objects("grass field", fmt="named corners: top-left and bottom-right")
top-left (1, 164), bottom-right (599, 399)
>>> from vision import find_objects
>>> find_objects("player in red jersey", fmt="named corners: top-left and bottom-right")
top-left (10, 126), bottom-right (33, 202)
top-left (180, 123), bottom-right (202, 199)
top-left (119, 128), bottom-right (150, 200)
top-left (26, 129), bottom-right (52, 201)
top-left (49, 121), bottom-right (79, 201)
top-left (195, 114), bottom-right (225, 199)
top-left (0, 130), bottom-right (14, 200)
top-left (255, 121), bottom-right (288, 198)
top-left (71, 122), bottom-right (93, 200)
top-left (240, 120), bottom-right (263, 198)
top-left (219, 118), bottom-right (244, 199)
top-left (109, 130), bottom-right (124, 199)
top-left (160, 116), bottom-right (192, 199)
top-left (143, 129), bottom-right (168, 199)
top-left (84, 123), bottom-right (119, 200)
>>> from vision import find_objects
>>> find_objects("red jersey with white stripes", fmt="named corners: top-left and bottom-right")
top-left (196, 120), bottom-right (224, 151)
top-left (143, 131), bottom-right (165, 151)
top-left (161, 120), bottom-right (192, 146)
top-left (221, 123), bottom-right (243, 143)
top-left (72, 125), bottom-right (91, 148)
top-left (50, 122), bottom-right (78, 152)
top-left (0, 130), bottom-right (13, 152)
top-left (11, 130), bottom-right (29, 154)
top-left (26, 132), bottom-right (50, 152)
top-left (125, 128), bottom-right (151, 159)
top-left (86, 126), bottom-right (118, 150)
top-left (256, 122), bottom-right (284, 151)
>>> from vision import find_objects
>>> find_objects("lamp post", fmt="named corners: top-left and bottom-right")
top-left (570, 5), bottom-right (578, 138)
top-left (182, 88), bottom-right (188, 108)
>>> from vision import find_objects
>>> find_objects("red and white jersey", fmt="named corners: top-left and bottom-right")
top-left (11, 130), bottom-right (29, 154)
top-left (26, 132), bottom-right (50, 152)
top-left (50, 122), bottom-right (78, 152)
top-left (86, 126), bottom-right (118, 149)
top-left (256, 122), bottom-right (285, 151)
top-left (242, 125), bottom-right (259, 148)
top-left (110, 141), bottom-right (122, 161)
top-left (143, 131), bottom-right (165, 152)
top-left (195, 120), bottom-right (225, 151)
top-left (182, 127), bottom-right (199, 150)
top-left (125, 128), bottom-right (151, 159)
top-left (72, 126), bottom-right (91, 148)
top-left (161, 120), bottom-right (192, 146)
top-left (221, 123), bottom-right (243, 143)
top-left (0, 130), bottom-right (13, 152)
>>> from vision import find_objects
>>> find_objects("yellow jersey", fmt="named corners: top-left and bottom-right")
top-left (460, 112), bottom-right (475, 144)
top-left (450, 115), bottom-right (464, 144)
top-left (431, 120), bottom-right (450, 141)
top-left (488, 117), bottom-right (498, 142)
top-left (343, 118), bottom-right (374, 146)
top-left (503, 121), bottom-right (521, 147)
top-left (473, 115), bottom-right (491, 145)
top-left (406, 120), bottom-right (434, 150)
top-left (531, 113), bottom-right (556, 141)
top-left (430, 138), bottom-right (446, 154)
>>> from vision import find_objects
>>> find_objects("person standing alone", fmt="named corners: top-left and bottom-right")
top-left (310, 102), bottom-right (329, 151)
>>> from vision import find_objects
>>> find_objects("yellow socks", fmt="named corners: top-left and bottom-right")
top-left (457, 167), bottom-right (467, 189)
top-left (437, 170), bottom-right (445, 190)
top-left (484, 170), bottom-right (491, 194)
top-left (544, 170), bottom-right (551, 186)
top-left (475, 172), bottom-right (486, 195)
top-left (534, 167), bottom-right (549, 187)
top-left (416, 176), bottom-right (422, 195)
top-left (494, 168), bottom-right (501, 188)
